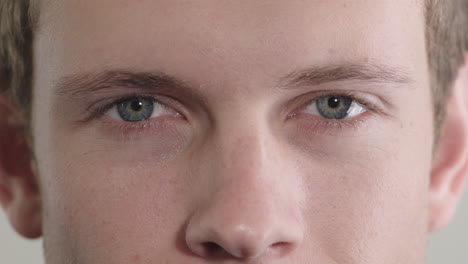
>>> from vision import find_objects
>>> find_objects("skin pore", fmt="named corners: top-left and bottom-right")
top-left (1, 0), bottom-right (467, 263)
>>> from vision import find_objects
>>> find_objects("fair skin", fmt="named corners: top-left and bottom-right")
top-left (1, 0), bottom-right (468, 263)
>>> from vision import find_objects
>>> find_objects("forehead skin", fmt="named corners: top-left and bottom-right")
top-left (35, 0), bottom-right (427, 88)
top-left (32, 0), bottom-right (433, 263)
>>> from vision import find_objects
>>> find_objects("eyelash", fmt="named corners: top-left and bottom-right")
top-left (85, 90), bottom-right (381, 136)
top-left (82, 94), bottom-right (185, 140)
top-left (288, 90), bottom-right (382, 133)
top-left (84, 94), bottom-right (172, 121)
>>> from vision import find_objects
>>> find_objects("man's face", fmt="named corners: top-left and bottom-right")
top-left (32, 0), bottom-right (433, 263)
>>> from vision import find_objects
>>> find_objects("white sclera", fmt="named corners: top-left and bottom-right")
top-left (302, 99), bottom-right (366, 119)
top-left (107, 100), bottom-right (178, 121)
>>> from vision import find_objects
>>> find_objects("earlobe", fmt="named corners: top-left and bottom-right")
top-left (429, 56), bottom-right (468, 232)
top-left (0, 93), bottom-right (42, 239)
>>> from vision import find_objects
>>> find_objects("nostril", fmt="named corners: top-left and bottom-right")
top-left (272, 242), bottom-right (287, 247)
top-left (202, 242), bottom-right (226, 258)
top-left (269, 241), bottom-right (296, 257)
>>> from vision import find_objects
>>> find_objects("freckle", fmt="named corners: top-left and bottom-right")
top-left (132, 254), bottom-right (140, 262)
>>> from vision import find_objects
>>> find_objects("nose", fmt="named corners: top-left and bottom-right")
top-left (185, 131), bottom-right (304, 260)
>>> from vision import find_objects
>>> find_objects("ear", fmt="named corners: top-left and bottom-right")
top-left (0, 90), bottom-right (42, 239)
top-left (429, 55), bottom-right (468, 232)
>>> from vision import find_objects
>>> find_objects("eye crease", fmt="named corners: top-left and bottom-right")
top-left (106, 97), bottom-right (178, 122)
top-left (304, 95), bottom-right (367, 119)
top-left (103, 94), bottom-right (368, 124)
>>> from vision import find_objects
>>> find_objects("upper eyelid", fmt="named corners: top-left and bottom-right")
top-left (82, 90), bottom-right (383, 124)
top-left (81, 94), bottom-right (167, 123)
top-left (308, 95), bottom-right (371, 112)
top-left (289, 91), bottom-right (382, 118)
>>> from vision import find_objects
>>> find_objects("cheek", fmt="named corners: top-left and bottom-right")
top-left (37, 122), bottom-right (194, 262)
top-left (41, 155), bottom-right (191, 262)
top-left (294, 122), bottom-right (432, 261)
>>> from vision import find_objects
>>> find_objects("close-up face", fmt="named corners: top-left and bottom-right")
top-left (14, 0), bottom-right (459, 263)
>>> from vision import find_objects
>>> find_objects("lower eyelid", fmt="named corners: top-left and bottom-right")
top-left (105, 100), bottom-right (179, 121)
top-left (292, 110), bottom-right (375, 136)
top-left (96, 114), bottom-right (186, 140)
top-left (299, 98), bottom-right (367, 119)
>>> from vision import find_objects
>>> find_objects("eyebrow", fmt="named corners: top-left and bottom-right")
top-left (54, 70), bottom-right (197, 98)
top-left (54, 63), bottom-right (413, 98)
top-left (277, 63), bottom-right (413, 89)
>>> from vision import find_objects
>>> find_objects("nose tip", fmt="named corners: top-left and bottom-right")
top-left (185, 212), bottom-right (303, 260)
top-left (184, 127), bottom-right (304, 260)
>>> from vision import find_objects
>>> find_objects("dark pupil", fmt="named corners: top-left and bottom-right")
top-left (117, 98), bottom-right (154, 122)
top-left (327, 97), bottom-right (340, 108)
top-left (316, 95), bottom-right (353, 119)
top-left (131, 100), bottom-right (143, 112)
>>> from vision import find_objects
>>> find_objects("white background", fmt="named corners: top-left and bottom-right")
top-left (1, 192), bottom-right (467, 263)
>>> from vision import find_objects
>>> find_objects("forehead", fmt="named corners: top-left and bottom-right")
top-left (35, 0), bottom-right (427, 90)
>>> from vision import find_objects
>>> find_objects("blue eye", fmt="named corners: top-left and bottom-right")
top-left (117, 98), bottom-right (154, 122)
top-left (106, 97), bottom-right (179, 122)
top-left (302, 95), bottom-right (366, 119)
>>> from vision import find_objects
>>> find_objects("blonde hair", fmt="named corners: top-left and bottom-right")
top-left (426, 0), bottom-right (468, 138)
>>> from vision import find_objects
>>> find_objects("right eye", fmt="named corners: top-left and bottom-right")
top-left (106, 97), bottom-right (178, 122)
top-left (301, 95), bottom-right (367, 120)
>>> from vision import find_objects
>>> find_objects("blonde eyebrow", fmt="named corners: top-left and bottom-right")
top-left (54, 70), bottom-right (197, 98)
top-left (277, 63), bottom-right (413, 89)
top-left (54, 63), bottom-right (413, 100)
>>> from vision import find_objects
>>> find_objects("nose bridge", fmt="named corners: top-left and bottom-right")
top-left (220, 123), bottom-right (268, 179)
top-left (212, 129), bottom-right (278, 220)
top-left (211, 117), bottom-right (281, 205)
top-left (185, 116), bottom-right (304, 260)
top-left (207, 120), bottom-right (281, 233)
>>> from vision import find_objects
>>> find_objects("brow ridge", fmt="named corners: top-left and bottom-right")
top-left (278, 63), bottom-right (413, 89)
top-left (54, 63), bottom-right (412, 99)
top-left (54, 70), bottom-right (192, 98)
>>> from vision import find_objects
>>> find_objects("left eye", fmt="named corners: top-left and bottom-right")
top-left (106, 97), bottom-right (178, 122)
top-left (302, 95), bottom-right (366, 119)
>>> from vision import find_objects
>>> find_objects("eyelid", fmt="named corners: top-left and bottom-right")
top-left (106, 97), bottom-right (179, 121)
top-left (82, 94), bottom-right (184, 123)
top-left (287, 90), bottom-right (384, 119)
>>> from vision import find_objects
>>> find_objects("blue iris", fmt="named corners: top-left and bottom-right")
top-left (117, 98), bottom-right (154, 122)
top-left (316, 96), bottom-right (353, 119)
